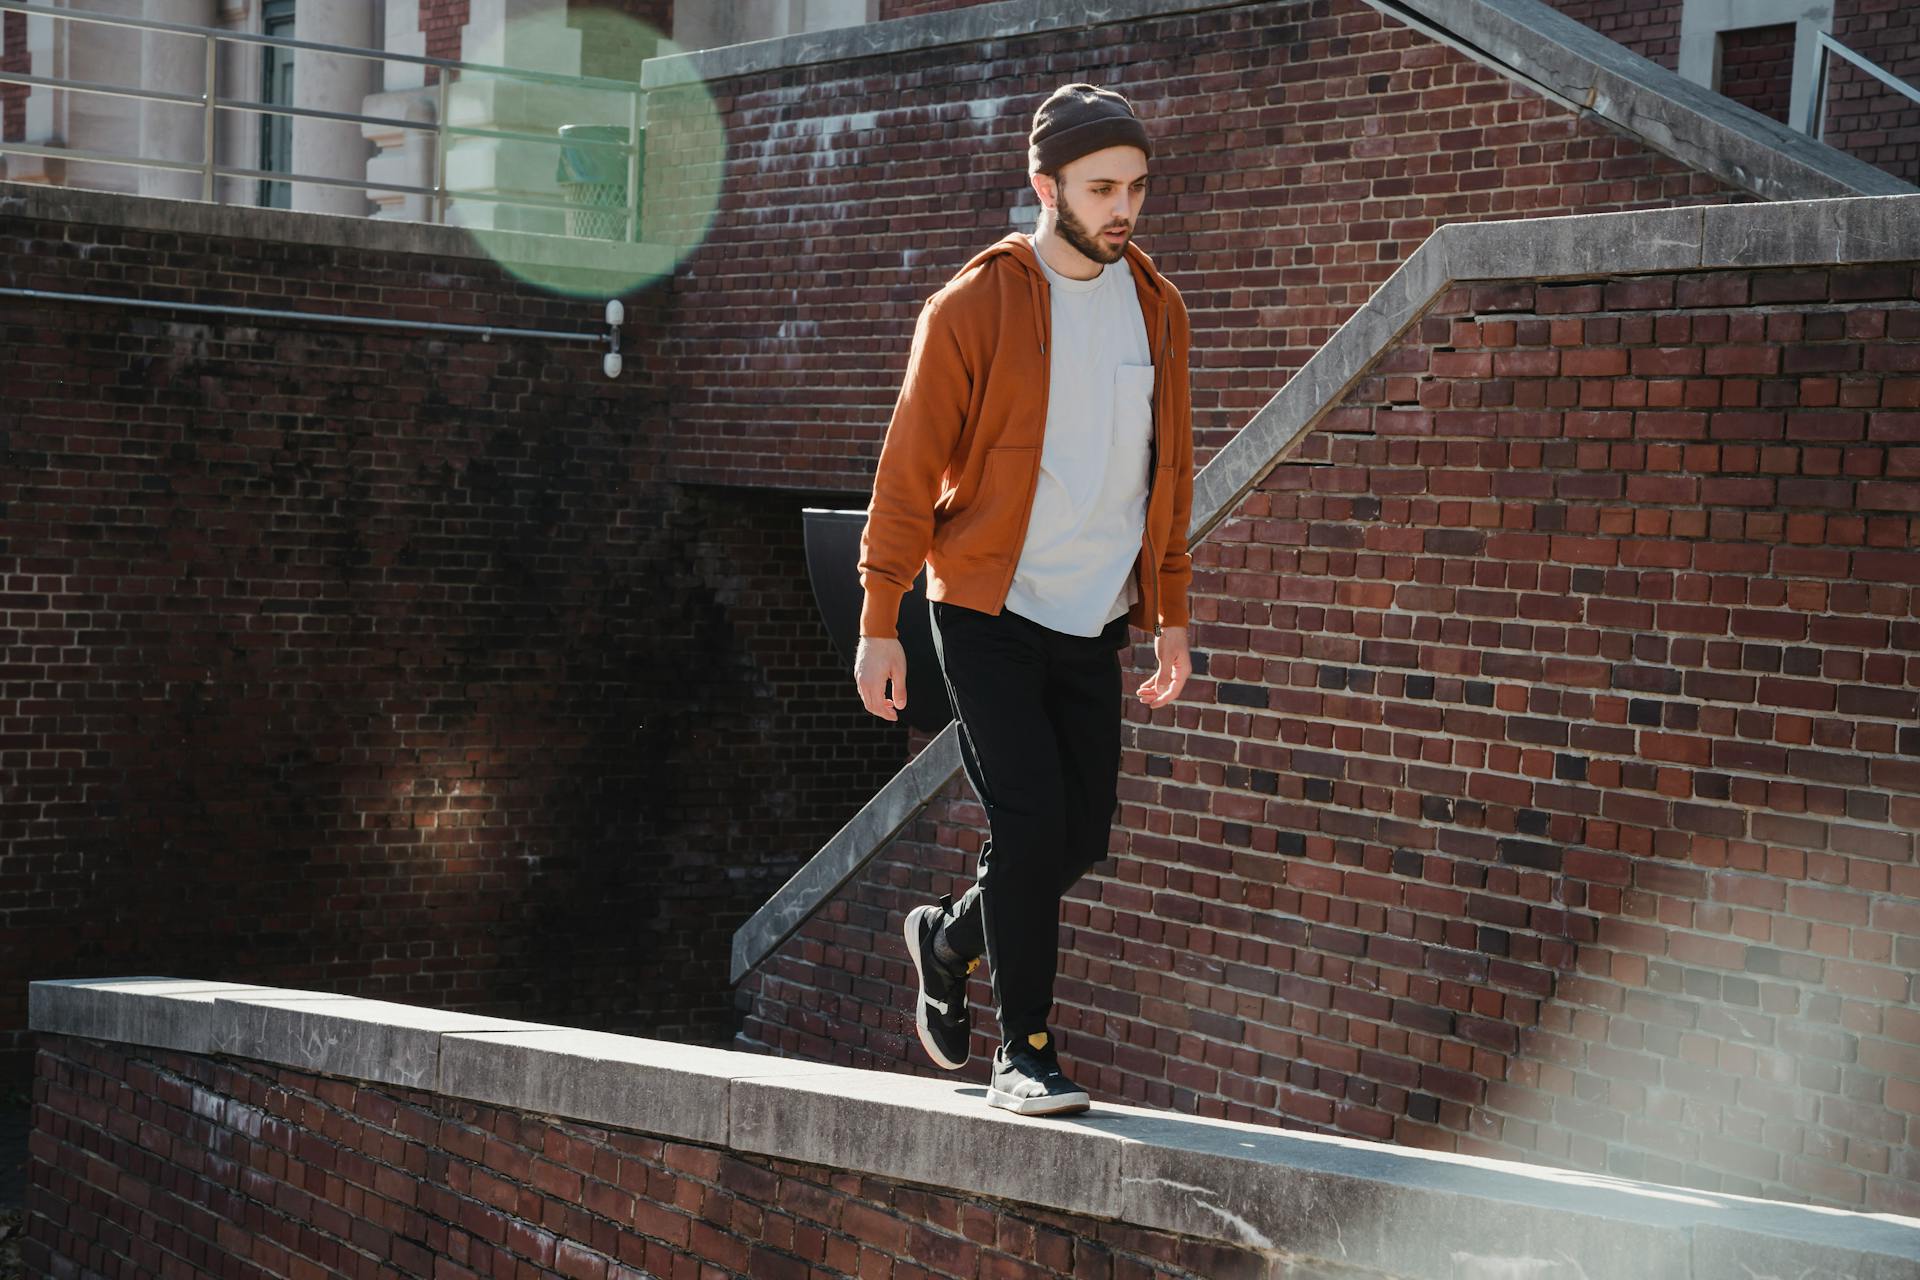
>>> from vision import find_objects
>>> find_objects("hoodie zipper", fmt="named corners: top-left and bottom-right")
top-left (997, 250), bottom-right (1051, 611)
top-left (1141, 303), bottom-right (1171, 632)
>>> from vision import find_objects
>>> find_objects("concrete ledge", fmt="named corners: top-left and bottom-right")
top-left (209, 990), bottom-right (551, 1093)
top-left (0, 181), bottom-right (674, 275)
top-left (32, 978), bottom-right (1920, 1279)
top-left (29, 978), bottom-right (293, 1056)
top-left (439, 1028), bottom-right (844, 1148)
top-left (731, 1067), bottom-right (1127, 1222)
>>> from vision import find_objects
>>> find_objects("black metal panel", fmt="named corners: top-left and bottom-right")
top-left (802, 508), bottom-right (954, 733)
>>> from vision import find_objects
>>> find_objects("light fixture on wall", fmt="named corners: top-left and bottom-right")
top-left (603, 298), bottom-right (624, 379)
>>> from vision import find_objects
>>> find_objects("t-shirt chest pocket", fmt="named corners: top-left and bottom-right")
top-left (1113, 363), bottom-right (1156, 474)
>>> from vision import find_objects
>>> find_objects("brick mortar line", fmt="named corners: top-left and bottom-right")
top-left (1055, 882), bottom-right (1840, 962)
top-left (1046, 895), bottom-right (1896, 985)
top-left (1185, 660), bottom-right (1914, 700)
top-left (1123, 710), bottom-right (1920, 778)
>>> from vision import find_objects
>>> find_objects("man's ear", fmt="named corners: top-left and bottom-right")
top-left (1030, 171), bottom-right (1056, 212)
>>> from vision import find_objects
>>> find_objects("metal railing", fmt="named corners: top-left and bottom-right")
top-left (0, 0), bottom-right (645, 238)
top-left (1805, 29), bottom-right (1920, 144)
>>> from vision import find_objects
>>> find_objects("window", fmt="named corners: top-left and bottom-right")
top-left (258, 0), bottom-right (294, 207)
top-left (1677, 0), bottom-right (1830, 135)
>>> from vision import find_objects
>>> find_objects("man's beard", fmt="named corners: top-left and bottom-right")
top-left (1053, 199), bottom-right (1130, 266)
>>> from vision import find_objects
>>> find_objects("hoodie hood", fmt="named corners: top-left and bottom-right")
top-left (953, 230), bottom-right (1173, 357)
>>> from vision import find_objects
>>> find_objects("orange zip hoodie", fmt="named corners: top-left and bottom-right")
top-left (858, 232), bottom-right (1194, 640)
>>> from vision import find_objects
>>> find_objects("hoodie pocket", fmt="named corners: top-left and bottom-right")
top-left (933, 446), bottom-right (1035, 558)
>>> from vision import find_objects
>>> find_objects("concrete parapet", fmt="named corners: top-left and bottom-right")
top-left (29, 977), bottom-right (292, 1056)
top-left (31, 977), bottom-right (1920, 1279)
top-left (0, 179), bottom-right (672, 276)
top-left (207, 989), bottom-right (551, 1093)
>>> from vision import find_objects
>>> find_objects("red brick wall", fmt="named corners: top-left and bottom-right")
top-left (1824, 3), bottom-right (1920, 185)
top-left (740, 259), bottom-right (1920, 1217)
top-left (878, 0), bottom-right (994, 19)
top-left (1, 11), bottom-right (25, 147)
top-left (591, 0), bottom-right (674, 38)
top-left (25, 1034), bottom-right (1264, 1279)
top-left (665, 0), bottom-right (1736, 494)
top-left (0, 211), bottom-right (904, 1079)
top-left (1540, 0), bottom-right (1683, 69)
top-left (1718, 23), bottom-right (1797, 125)
top-left (419, 0), bottom-right (470, 82)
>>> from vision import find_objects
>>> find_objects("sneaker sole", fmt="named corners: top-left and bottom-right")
top-left (905, 906), bottom-right (967, 1071)
top-left (987, 1086), bottom-right (1090, 1117)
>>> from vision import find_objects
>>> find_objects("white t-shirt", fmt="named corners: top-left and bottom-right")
top-left (1004, 238), bottom-right (1155, 637)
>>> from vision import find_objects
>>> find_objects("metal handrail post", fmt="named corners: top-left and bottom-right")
top-left (625, 88), bottom-right (641, 243)
top-left (1806, 31), bottom-right (1920, 142)
top-left (1808, 41), bottom-right (1832, 140)
top-left (435, 72), bottom-right (450, 224)
top-left (201, 32), bottom-right (217, 201)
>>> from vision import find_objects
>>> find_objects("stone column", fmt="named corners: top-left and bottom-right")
top-left (8, 10), bottom-right (73, 185)
top-left (136, 0), bottom-right (211, 198)
top-left (290, 1), bottom-right (376, 214)
top-left (364, 0), bottom-right (436, 221)
top-left (446, 0), bottom-right (587, 233)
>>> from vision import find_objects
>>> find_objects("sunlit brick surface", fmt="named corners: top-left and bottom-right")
top-left (741, 261), bottom-right (1920, 1217)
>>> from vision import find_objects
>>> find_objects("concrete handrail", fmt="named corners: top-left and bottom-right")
top-left (30, 976), bottom-right (1920, 1278)
top-left (729, 190), bottom-right (1920, 982)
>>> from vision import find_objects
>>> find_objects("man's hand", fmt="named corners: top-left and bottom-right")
top-left (1135, 625), bottom-right (1190, 709)
top-left (855, 636), bottom-right (909, 722)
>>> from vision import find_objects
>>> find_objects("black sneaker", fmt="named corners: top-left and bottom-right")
top-left (988, 1034), bottom-right (1089, 1116)
top-left (904, 898), bottom-right (974, 1070)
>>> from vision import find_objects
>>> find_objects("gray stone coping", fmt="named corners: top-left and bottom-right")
top-left (732, 190), bottom-right (1920, 985)
top-left (31, 977), bottom-right (1920, 1279)
top-left (0, 181), bottom-right (674, 274)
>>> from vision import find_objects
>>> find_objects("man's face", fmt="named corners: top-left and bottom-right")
top-left (1036, 145), bottom-right (1149, 267)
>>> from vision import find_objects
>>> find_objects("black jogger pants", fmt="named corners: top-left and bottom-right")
top-left (929, 599), bottom-right (1128, 1046)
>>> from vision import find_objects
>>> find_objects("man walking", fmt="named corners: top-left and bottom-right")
top-left (854, 84), bottom-right (1194, 1116)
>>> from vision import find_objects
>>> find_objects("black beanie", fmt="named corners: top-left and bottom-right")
top-left (1028, 83), bottom-right (1151, 175)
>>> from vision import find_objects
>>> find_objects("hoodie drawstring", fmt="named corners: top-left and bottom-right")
top-left (1028, 246), bottom-right (1048, 356)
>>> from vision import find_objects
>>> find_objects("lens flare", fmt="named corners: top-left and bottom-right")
top-left (449, 7), bottom-right (724, 299)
